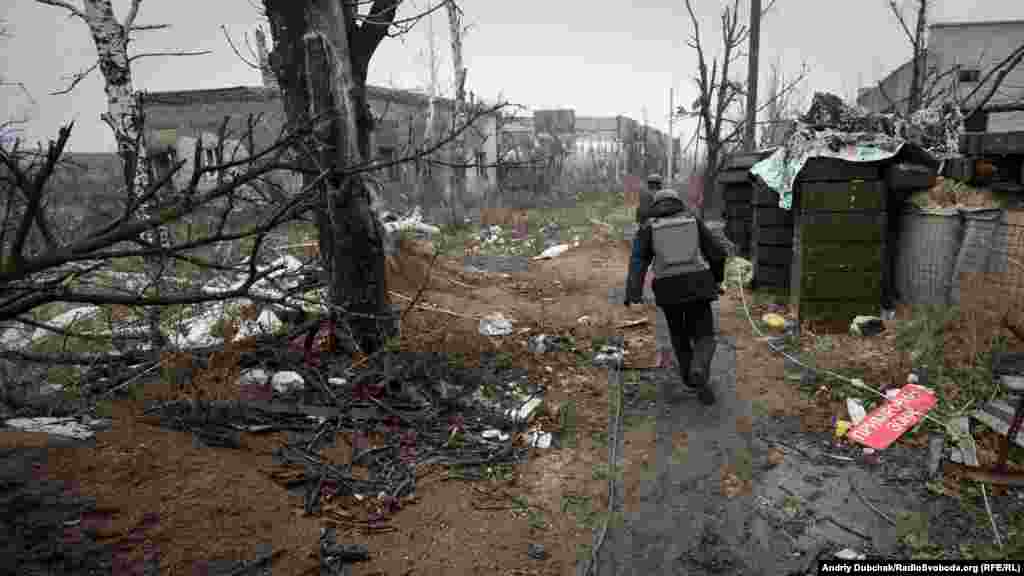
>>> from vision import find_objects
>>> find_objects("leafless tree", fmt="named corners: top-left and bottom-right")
top-left (681, 0), bottom-right (804, 211)
top-left (445, 0), bottom-right (468, 225)
top-left (36, 0), bottom-right (210, 350)
top-left (882, 0), bottom-right (1024, 117)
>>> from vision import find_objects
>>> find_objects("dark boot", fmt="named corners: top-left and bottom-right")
top-left (690, 336), bottom-right (717, 405)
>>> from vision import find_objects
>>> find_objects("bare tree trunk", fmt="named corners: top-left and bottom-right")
top-left (423, 10), bottom-right (440, 210)
top-left (446, 0), bottom-right (467, 225)
top-left (265, 0), bottom-right (395, 355)
top-left (43, 0), bottom-right (167, 350)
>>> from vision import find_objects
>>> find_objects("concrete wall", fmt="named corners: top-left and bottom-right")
top-left (857, 20), bottom-right (1024, 132)
top-left (929, 21), bottom-right (1024, 112)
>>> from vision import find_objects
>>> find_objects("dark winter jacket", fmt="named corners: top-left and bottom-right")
top-left (636, 187), bottom-right (654, 224)
top-left (626, 195), bottom-right (729, 307)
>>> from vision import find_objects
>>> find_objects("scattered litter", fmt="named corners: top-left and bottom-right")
top-left (881, 309), bottom-right (896, 321)
top-left (327, 377), bottom-right (347, 387)
top-left (506, 397), bottom-right (544, 425)
top-left (593, 345), bottom-right (625, 368)
top-left (834, 420), bottom-right (852, 438)
top-left (848, 384), bottom-right (937, 450)
top-left (725, 257), bottom-right (753, 287)
top-left (907, 372), bottom-right (920, 385)
top-left (528, 543), bottom-right (549, 560)
top-left (36, 383), bottom-right (65, 397)
top-left (577, 315), bottom-right (592, 326)
top-left (239, 368), bottom-right (271, 388)
top-left (835, 548), bottom-right (866, 560)
top-left (533, 244), bottom-right (570, 260)
top-left (928, 435), bottom-right (946, 479)
top-left (271, 371), bottom-right (305, 394)
top-left (617, 318), bottom-right (648, 329)
top-left (479, 312), bottom-right (514, 336)
top-left (846, 398), bottom-right (867, 425)
top-left (970, 402), bottom-right (1024, 450)
top-left (4, 417), bottom-right (106, 440)
top-left (762, 313), bottom-right (787, 331)
top-left (482, 429), bottom-right (510, 442)
top-left (528, 334), bottom-right (556, 354)
top-left (526, 430), bottom-right (552, 449)
top-left (850, 315), bottom-right (885, 337)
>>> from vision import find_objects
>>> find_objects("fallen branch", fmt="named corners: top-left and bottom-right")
top-left (848, 476), bottom-right (896, 526)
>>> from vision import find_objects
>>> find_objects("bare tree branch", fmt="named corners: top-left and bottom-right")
top-left (127, 49), bottom-right (212, 63)
top-left (123, 0), bottom-right (142, 32)
top-left (49, 61), bottom-right (99, 96)
top-left (35, 0), bottom-right (86, 21)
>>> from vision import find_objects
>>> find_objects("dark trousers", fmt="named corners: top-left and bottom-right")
top-left (661, 300), bottom-right (715, 381)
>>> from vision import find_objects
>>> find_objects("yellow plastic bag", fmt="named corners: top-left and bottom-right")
top-left (762, 313), bottom-right (786, 331)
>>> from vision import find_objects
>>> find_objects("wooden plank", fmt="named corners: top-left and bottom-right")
top-left (802, 243), bottom-right (884, 271)
top-left (725, 150), bottom-right (774, 170)
top-left (960, 131), bottom-right (1024, 156)
top-left (799, 212), bottom-right (887, 244)
top-left (755, 206), bottom-right (795, 227)
top-left (718, 169), bottom-right (753, 184)
top-left (798, 299), bottom-right (880, 330)
top-left (754, 264), bottom-right (790, 288)
top-left (799, 180), bottom-right (887, 212)
top-left (756, 226), bottom-right (793, 246)
top-left (752, 184), bottom-right (783, 206)
top-left (886, 163), bottom-right (935, 192)
top-left (800, 269), bottom-right (883, 300)
top-left (726, 203), bottom-right (752, 219)
top-left (757, 245), bottom-right (793, 267)
top-left (722, 183), bottom-right (753, 202)
top-left (798, 158), bottom-right (882, 182)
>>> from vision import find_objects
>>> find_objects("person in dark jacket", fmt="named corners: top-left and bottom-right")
top-left (636, 173), bottom-right (662, 224)
top-left (624, 188), bottom-right (730, 406)
top-left (628, 173), bottom-right (663, 302)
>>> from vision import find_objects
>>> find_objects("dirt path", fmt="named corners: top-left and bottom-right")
top-left (3, 223), bottom-right (1022, 574)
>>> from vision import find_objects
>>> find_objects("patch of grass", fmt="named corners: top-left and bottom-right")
top-left (494, 350), bottom-right (514, 371)
top-left (562, 494), bottom-right (602, 529)
top-left (635, 375), bottom-right (658, 404)
top-left (557, 400), bottom-right (578, 448)
top-left (447, 351), bottom-right (467, 370)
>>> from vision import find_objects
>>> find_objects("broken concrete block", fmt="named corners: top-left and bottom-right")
top-left (849, 315), bottom-right (885, 337)
top-left (271, 371), bottom-right (305, 395)
top-left (238, 368), bottom-right (270, 388)
top-left (505, 397), bottom-right (543, 424)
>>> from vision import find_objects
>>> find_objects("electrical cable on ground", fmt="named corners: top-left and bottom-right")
top-left (729, 262), bottom-right (1003, 549)
top-left (585, 354), bottom-right (624, 576)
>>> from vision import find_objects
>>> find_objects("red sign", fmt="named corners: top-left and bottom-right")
top-left (846, 384), bottom-right (937, 450)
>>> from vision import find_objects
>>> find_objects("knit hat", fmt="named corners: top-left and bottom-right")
top-left (653, 188), bottom-right (680, 203)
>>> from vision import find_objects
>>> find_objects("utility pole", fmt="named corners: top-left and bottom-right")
top-left (667, 87), bottom-right (675, 185)
top-left (744, 0), bottom-right (762, 152)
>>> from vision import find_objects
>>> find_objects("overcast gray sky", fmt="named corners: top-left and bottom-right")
top-left (2, 0), bottom-right (1023, 152)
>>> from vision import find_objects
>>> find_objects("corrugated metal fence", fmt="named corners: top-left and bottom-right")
top-left (897, 208), bottom-right (1024, 313)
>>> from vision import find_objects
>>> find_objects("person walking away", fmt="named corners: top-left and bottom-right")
top-left (624, 188), bottom-right (730, 406)
top-left (630, 174), bottom-right (673, 367)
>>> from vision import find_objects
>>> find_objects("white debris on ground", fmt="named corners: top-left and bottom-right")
top-left (834, 549), bottom-right (867, 560)
top-left (382, 206), bottom-right (441, 236)
top-left (3, 416), bottom-right (110, 440)
top-left (506, 396), bottom-right (543, 424)
top-left (482, 428), bottom-right (511, 442)
top-left (593, 344), bottom-right (626, 367)
top-left (846, 398), bottom-right (867, 425)
top-left (725, 257), bottom-right (753, 287)
top-left (526, 430), bottom-right (552, 449)
top-left (270, 371), bottom-right (305, 394)
top-left (479, 312), bottom-right (514, 336)
top-left (238, 368), bottom-right (271, 388)
top-left (533, 244), bottom-right (570, 260)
